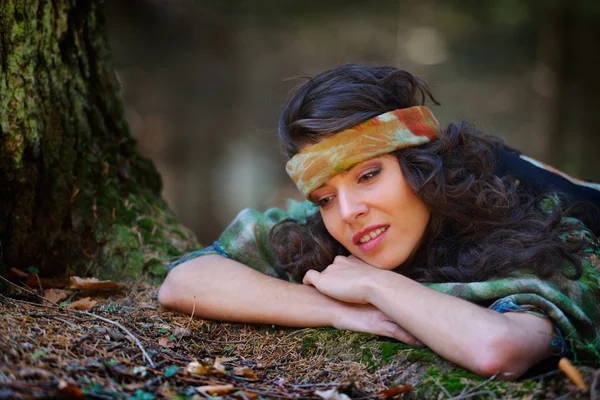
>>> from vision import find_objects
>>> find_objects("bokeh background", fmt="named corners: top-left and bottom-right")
top-left (104, 0), bottom-right (600, 245)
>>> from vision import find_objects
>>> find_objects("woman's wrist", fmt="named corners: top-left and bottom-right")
top-left (300, 283), bottom-right (348, 327)
top-left (364, 269), bottom-right (405, 306)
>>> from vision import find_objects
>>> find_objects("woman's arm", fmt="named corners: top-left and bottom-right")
top-left (303, 256), bottom-right (554, 379)
top-left (368, 272), bottom-right (554, 378)
top-left (158, 255), bottom-right (420, 344)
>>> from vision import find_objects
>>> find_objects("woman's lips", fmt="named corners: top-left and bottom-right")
top-left (354, 225), bottom-right (389, 252)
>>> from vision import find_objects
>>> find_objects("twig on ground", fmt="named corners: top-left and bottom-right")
top-left (554, 390), bottom-right (578, 400)
top-left (591, 368), bottom-right (600, 400)
top-left (77, 309), bottom-right (155, 367)
top-left (0, 275), bottom-right (43, 300)
top-left (28, 313), bottom-right (82, 330)
top-left (34, 274), bottom-right (44, 296)
top-left (195, 389), bottom-right (213, 399)
top-left (0, 277), bottom-right (156, 368)
top-left (431, 378), bottom-right (452, 398)
top-left (177, 296), bottom-right (195, 346)
top-left (289, 382), bottom-right (342, 388)
top-left (455, 373), bottom-right (497, 398)
top-left (448, 390), bottom-right (498, 400)
top-left (204, 339), bottom-right (247, 344)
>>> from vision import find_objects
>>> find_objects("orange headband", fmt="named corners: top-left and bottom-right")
top-left (285, 106), bottom-right (441, 200)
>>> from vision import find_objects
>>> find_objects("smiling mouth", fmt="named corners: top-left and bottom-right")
top-left (357, 226), bottom-right (389, 244)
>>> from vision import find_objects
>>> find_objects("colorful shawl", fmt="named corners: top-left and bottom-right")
top-left (170, 198), bottom-right (600, 360)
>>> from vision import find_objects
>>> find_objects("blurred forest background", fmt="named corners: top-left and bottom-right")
top-left (103, 0), bottom-right (600, 246)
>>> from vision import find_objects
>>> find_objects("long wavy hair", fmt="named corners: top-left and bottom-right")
top-left (268, 64), bottom-right (587, 283)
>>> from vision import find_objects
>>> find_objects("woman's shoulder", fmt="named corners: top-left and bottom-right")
top-left (224, 199), bottom-right (317, 230)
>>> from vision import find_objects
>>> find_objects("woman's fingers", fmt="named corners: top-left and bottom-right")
top-left (302, 269), bottom-right (319, 285)
top-left (378, 320), bottom-right (423, 346)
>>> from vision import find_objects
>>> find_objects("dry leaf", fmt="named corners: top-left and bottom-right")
top-left (185, 361), bottom-right (209, 375)
top-left (7, 267), bottom-right (28, 280)
top-left (138, 302), bottom-right (157, 310)
top-left (558, 357), bottom-right (588, 391)
top-left (44, 288), bottom-right (68, 304)
top-left (315, 388), bottom-right (351, 400)
top-left (158, 337), bottom-right (174, 348)
top-left (57, 380), bottom-right (85, 399)
top-left (238, 391), bottom-right (258, 400)
top-left (377, 384), bottom-right (412, 398)
top-left (173, 327), bottom-right (191, 337)
top-left (65, 297), bottom-right (97, 311)
top-left (122, 382), bottom-right (146, 391)
top-left (195, 384), bottom-right (234, 395)
top-left (69, 276), bottom-right (119, 290)
top-left (213, 357), bottom-right (226, 374)
top-left (232, 366), bottom-right (258, 380)
top-left (19, 367), bottom-right (55, 380)
top-left (106, 329), bottom-right (127, 342)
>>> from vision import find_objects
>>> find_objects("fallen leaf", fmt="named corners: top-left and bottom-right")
top-left (65, 297), bottom-right (97, 311)
top-left (316, 388), bottom-right (351, 400)
top-left (24, 272), bottom-right (70, 289)
top-left (173, 327), bottom-right (191, 338)
top-left (232, 366), bottom-right (258, 380)
top-left (185, 361), bottom-right (209, 375)
top-left (236, 391), bottom-right (258, 399)
top-left (19, 367), bottom-right (55, 380)
top-left (68, 276), bottom-right (119, 290)
top-left (44, 288), bottom-right (68, 304)
top-left (377, 384), bottom-right (412, 398)
top-left (138, 302), bottom-right (157, 310)
top-left (122, 382), bottom-right (145, 392)
top-left (213, 357), bottom-right (226, 374)
top-left (559, 357), bottom-right (588, 391)
top-left (195, 384), bottom-right (234, 395)
top-left (57, 380), bottom-right (85, 399)
top-left (106, 329), bottom-right (127, 342)
top-left (158, 337), bottom-right (174, 348)
top-left (7, 267), bottom-right (28, 280)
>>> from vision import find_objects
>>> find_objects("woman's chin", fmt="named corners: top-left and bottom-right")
top-left (365, 256), bottom-right (403, 271)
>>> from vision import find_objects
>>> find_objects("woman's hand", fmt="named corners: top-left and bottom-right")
top-left (331, 302), bottom-right (422, 346)
top-left (303, 256), bottom-right (420, 345)
top-left (302, 255), bottom-right (385, 304)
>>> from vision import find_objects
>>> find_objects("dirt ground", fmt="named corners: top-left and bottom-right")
top-left (0, 278), bottom-right (598, 399)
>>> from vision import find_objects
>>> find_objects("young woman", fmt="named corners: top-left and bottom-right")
top-left (158, 64), bottom-right (600, 379)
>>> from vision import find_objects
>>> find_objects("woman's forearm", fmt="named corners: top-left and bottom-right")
top-left (158, 255), bottom-right (340, 327)
top-left (366, 271), bottom-right (554, 378)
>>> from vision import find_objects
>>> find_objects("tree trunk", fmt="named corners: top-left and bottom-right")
top-left (0, 0), bottom-right (197, 281)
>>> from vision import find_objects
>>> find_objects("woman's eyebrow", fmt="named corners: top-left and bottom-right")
top-left (341, 160), bottom-right (380, 176)
top-left (311, 159), bottom-right (381, 198)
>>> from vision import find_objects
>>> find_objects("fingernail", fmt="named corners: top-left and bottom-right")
top-left (414, 340), bottom-right (424, 347)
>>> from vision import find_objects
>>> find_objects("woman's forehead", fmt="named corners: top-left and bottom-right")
top-left (310, 155), bottom-right (395, 192)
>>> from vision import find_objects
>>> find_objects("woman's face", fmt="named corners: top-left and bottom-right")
top-left (310, 154), bottom-right (430, 270)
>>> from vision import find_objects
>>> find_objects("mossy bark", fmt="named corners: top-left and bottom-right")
top-left (0, 0), bottom-right (197, 281)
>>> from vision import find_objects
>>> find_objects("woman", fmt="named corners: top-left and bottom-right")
top-left (159, 64), bottom-right (600, 379)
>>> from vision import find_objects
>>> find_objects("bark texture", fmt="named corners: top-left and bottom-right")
top-left (0, 0), bottom-right (197, 280)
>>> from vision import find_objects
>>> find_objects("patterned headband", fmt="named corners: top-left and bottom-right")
top-left (285, 106), bottom-right (441, 200)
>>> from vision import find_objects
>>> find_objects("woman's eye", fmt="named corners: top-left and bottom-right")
top-left (358, 168), bottom-right (381, 183)
top-left (317, 196), bottom-right (334, 208)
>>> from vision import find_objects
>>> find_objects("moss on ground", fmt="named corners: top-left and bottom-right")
top-left (290, 328), bottom-right (589, 399)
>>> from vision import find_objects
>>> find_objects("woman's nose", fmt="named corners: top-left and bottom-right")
top-left (338, 191), bottom-right (368, 223)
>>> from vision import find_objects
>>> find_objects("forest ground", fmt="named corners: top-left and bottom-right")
top-left (0, 278), bottom-right (597, 399)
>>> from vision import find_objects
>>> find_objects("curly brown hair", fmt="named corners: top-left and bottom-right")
top-left (268, 64), bottom-right (587, 283)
